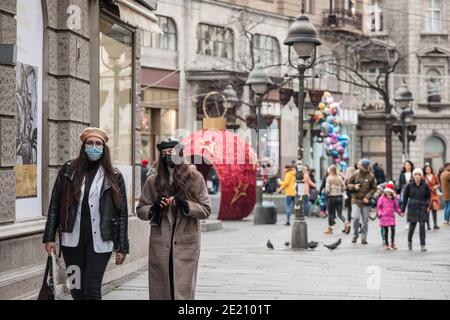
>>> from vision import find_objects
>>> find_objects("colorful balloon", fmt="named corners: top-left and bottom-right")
top-left (312, 93), bottom-right (351, 172)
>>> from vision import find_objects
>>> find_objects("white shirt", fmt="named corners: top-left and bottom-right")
top-left (61, 166), bottom-right (114, 253)
top-left (405, 172), bottom-right (412, 184)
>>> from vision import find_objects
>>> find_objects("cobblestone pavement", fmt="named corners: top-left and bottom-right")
top-left (104, 212), bottom-right (450, 300)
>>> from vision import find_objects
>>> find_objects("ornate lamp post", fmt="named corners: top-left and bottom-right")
top-left (393, 82), bottom-right (415, 163)
top-left (284, 14), bottom-right (321, 249)
top-left (245, 63), bottom-right (277, 224)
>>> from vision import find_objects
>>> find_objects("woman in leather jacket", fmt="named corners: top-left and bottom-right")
top-left (43, 127), bottom-right (129, 300)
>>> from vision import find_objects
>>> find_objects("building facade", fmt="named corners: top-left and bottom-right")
top-left (139, 0), bottom-right (360, 181)
top-left (0, 0), bottom-right (159, 299)
top-left (355, 0), bottom-right (450, 179)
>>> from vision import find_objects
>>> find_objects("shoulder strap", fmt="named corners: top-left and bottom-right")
top-left (58, 229), bottom-right (62, 258)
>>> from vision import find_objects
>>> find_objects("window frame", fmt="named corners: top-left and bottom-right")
top-left (252, 34), bottom-right (281, 67)
top-left (425, 0), bottom-right (442, 32)
top-left (196, 23), bottom-right (234, 60)
top-left (425, 68), bottom-right (444, 103)
top-left (142, 15), bottom-right (177, 51)
top-left (370, 0), bottom-right (383, 32)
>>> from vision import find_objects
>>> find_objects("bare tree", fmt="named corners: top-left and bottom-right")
top-left (317, 26), bottom-right (413, 179)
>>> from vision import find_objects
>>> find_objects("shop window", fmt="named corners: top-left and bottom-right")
top-left (253, 34), bottom-right (281, 67)
top-left (361, 136), bottom-right (386, 169)
top-left (15, 0), bottom-right (43, 220)
top-left (196, 23), bottom-right (234, 60)
top-left (99, 17), bottom-right (134, 208)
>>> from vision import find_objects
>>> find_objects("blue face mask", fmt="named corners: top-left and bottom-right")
top-left (85, 145), bottom-right (103, 161)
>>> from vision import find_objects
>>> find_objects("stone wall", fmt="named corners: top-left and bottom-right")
top-left (0, 0), bottom-right (151, 300)
top-left (0, 0), bottom-right (17, 224)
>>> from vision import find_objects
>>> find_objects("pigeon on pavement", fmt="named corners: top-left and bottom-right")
top-left (267, 240), bottom-right (274, 249)
top-left (284, 241), bottom-right (290, 247)
top-left (323, 238), bottom-right (342, 250)
top-left (308, 241), bottom-right (319, 249)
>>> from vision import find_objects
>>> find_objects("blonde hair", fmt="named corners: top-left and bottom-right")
top-left (327, 165), bottom-right (341, 185)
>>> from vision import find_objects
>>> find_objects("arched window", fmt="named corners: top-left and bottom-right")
top-left (426, 68), bottom-right (444, 103)
top-left (253, 34), bottom-right (281, 67)
top-left (424, 136), bottom-right (446, 170)
top-left (142, 15), bottom-right (177, 51)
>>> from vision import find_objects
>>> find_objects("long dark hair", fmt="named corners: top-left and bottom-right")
top-left (154, 150), bottom-right (194, 199)
top-left (69, 143), bottom-right (121, 208)
top-left (401, 160), bottom-right (414, 173)
top-left (423, 164), bottom-right (434, 175)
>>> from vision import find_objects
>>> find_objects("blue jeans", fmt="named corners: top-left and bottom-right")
top-left (445, 200), bottom-right (450, 222)
top-left (303, 195), bottom-right (311, 216)
top-left (285, 196), bottom-right (295, 223)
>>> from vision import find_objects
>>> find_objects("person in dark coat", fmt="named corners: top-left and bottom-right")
top-left (401, 168), bottom-right (431, 252)
top-left (373, 163), bottom-right (386, 184)
top-left (396, 160), bottom-right (414, 199)
top-left (43, 127), bottom-right (129, 300)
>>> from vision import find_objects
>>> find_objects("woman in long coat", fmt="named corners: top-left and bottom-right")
top-left (423, 164), bottom-right (440, 230)
top-left (136, 138), bottom-right (211, 300)
top-left (401, 168), bottom-right (431, 252)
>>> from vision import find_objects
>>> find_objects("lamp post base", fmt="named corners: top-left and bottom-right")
top-left (291, 219), bottom-right (308, 249)
top-left (253, 184), bottom-right (277, 224)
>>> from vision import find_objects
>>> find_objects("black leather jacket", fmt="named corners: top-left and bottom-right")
top-left (43, 160), bottom-right (129, 254)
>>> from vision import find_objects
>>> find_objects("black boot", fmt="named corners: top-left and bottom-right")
top-left (433, 211), bottom-right (439, 229)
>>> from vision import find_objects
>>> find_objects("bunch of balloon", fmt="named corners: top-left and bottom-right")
top-left (309, 91), bottom-right (350, 173)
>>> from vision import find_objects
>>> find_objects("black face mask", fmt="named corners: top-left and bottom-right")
top-left (161, 155), bottom-right (175, 168)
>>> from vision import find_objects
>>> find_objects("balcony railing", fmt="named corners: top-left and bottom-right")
top-left (323, 9), bottom-right (363, 32)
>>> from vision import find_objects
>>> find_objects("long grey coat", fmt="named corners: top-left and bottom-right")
top-left (136, 167), bottom-right (211, 300)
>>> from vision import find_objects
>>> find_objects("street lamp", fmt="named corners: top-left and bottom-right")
top-left (394, 82), bottom-right (414, 163)
top-left (222, 84), bottom-right (240, 107)
top-left (284, 14), bottom-right (321, 249)
top-left (246, 63), bottom-right (276, 224)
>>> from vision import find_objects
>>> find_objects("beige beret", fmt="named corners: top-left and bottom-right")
top-left (80, 127), bottom-right (109, 143)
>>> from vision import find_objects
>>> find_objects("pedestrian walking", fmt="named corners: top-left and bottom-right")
top-left (141, 159), bottom-right (149, 189)
top-left (401, 168), bottom-right (431, 252)
top-left (344, 166), bottom-right (356, 230)
top-left (397, 160), bottom-right (414, 231)
top-left (302, 165), bottom-right (316, 216)
top-left (373, 163), bottom-right (386, 184)
top-left (397, 160), bottom-right (414, 206)
top-left (278, 165), bottom-right (296, 225)
top-left (441, 163), bottom-right (450, 225)
top-left (324, 165), bottom-right (349, 234)
top-left (423, 164), bottom-right (440, 230)
top-left (43, 127), bottom-right (129, 300)
top-left (347, 159), bottom-right (377, 245)
top-left (136, 138), bottom-right (211, 300)
top-left (376, 182), bottom-right (404, 250)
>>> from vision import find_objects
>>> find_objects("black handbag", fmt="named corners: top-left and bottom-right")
top-left (37, 256), bottom-right (55, 300)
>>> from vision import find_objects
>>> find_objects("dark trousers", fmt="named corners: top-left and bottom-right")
top-left (427, 210), bottom-right (438, 228)
top-left (62, 243), bottom-right (111, 300)
top-left (382, 226), bottom-right (395, 245)
top-left (408, 221), bottom-right (426, 246)
top-left (327, 196), bottom-right (344, 227)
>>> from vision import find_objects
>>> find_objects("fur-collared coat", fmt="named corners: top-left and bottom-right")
top-left (136, 166), bottom-right (211, 300)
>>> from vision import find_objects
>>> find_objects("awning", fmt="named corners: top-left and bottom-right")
top-left (114, 0), bottom-right (162, 33)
